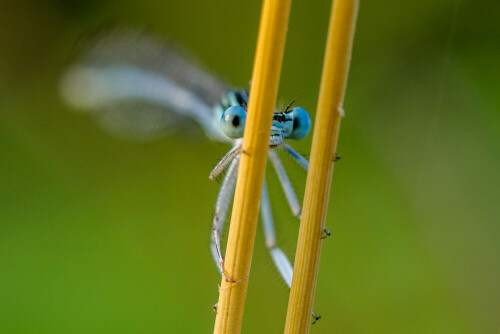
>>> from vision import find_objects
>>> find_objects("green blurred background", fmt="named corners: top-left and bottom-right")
top-left (1, 0), bottom-right (498, 333)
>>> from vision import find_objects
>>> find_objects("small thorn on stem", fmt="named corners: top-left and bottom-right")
top-left (312, 311), bottom-right (322, 324)
top-left (321, 227), bottom-right (331, 239)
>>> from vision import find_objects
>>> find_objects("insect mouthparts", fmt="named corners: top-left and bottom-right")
top-left (273, 113), bottom-right (291, 123)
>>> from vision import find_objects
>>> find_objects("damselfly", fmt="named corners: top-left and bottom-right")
top-left (60, 28), bottom-right (329, 323)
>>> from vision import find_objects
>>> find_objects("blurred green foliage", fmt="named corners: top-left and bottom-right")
top-left (0, 0), bottom-right (498, 333)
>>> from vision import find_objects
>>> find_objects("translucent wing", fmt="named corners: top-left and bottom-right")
top-left (59, 27), bottom-right (230, 142)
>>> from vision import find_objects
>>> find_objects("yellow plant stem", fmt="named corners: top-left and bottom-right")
top-left (213, 0), bottom-right (292, 333)
top-left (284, 0), bottom-right (359, 333)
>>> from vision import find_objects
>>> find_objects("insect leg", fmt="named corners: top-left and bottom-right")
top-left (281, 143), bottom-right (332, 240)
top-left (260, 179), bottom-right (321, 322)
top-left (209, 143), bottom-right (243, 180)
top-left (282, 142), bottom-right (309, 170)
top-left (268, 150), bottom-right (301, 218)
top-left (260, 178), bottom-right (293, 286)
top-left (210, 156), bottom-right (240, 281)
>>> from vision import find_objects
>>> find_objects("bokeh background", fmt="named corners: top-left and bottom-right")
top-left (1, 0), bottom-right (498, 333)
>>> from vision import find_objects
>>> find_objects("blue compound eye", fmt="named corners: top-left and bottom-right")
top-left (290, 107), bottom-right (311, 140)
top-left (221, 106), bottom-right (247, 138)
